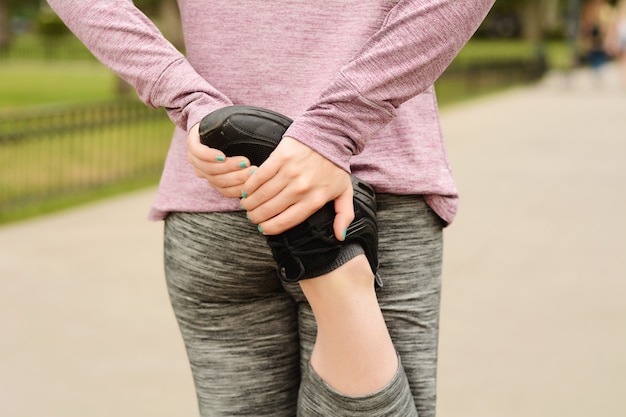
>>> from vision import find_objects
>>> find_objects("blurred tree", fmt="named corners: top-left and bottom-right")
top-left (1, 0), bottom-right (53, 48)
top-left (36, 6), bottom-right (69, 38)
top-left (521, 0), bottom-right (546, 41)
top-left (4, 0), bottom-right (40, 19)
top-left (1, 0), bottom-right (162, 45)
top-left (486, 0), bottom-right (565, 40)
top-left (134, 0), bottom-right (162, 16)
top-left (0, 0), bottom-right (9, 49)
top-left (158, 0), bottom-right (183, 50)
top-left (36, 5), bottom-right (71, 59)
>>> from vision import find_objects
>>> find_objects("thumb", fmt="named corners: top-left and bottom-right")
top-left (333, 186), bottom-right (355, 241)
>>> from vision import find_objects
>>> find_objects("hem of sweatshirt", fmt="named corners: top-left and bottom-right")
top-left (147, 192), bottom-right (457, 225)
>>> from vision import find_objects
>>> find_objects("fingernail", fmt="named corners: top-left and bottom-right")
top-left (245, 212), bottom-right (251, 221)
top-left (216, 155), bottom-right (225, 162)
top-left (241, 191), bottom-right (248, 198)
top-left (342, 229), bottom-right (347, 240)
top-left (249, 168), bottom-right (256, 176)
top-left (257, 224), bottom-right (264, 234)
top-left (239, 161), bottom-right (248, 168)
top-left (239, 201), bottom-right (245, 210)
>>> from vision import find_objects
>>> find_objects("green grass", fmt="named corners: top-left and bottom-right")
top-left (0, 33), bottom-right (134, 109)
top-left (0, 61), bottom-right (120, 109)
top-left (2, 32), bottom-right (97, 61)
top-left (434, 39), bottom-right (572, 107)
top-left (453, 39), bottom-right (573, 70)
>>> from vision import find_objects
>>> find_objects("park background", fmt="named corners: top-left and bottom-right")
top-left (1, 1), bottom-right (625, 416)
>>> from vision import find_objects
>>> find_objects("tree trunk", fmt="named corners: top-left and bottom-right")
top-left (159, 0), bottom-right (183, 50)
top-left (519, 0), bottom-right (545, 42)
top-left (0, 0), bottom-right (10, 50)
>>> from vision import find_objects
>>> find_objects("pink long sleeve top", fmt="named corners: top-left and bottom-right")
top-left (47, 0), bottom-right (494, 224)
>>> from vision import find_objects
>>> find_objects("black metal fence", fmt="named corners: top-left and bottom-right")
top-left (439, 56), bottom-right (547, 93)
top-left (0, 101), bottom-right (173, 222)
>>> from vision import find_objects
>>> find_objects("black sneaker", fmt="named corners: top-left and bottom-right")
top-left (266, 176), bottom-right (380, 284)
top-left (199, 105), bottom-right (380, 284)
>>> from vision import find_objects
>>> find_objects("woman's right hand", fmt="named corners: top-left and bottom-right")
top-left (186, 123), bottom-right (257, 198)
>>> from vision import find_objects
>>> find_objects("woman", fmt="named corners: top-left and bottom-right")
top-left (606, 0), bottom-right (626, 85)
top-left (47, 0), bottom-right (494, 415)
top-left (579, 0), bottom-right (613, 71)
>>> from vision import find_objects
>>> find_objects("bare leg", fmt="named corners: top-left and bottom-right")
top-left (299, 254), bottom-right (398, 396)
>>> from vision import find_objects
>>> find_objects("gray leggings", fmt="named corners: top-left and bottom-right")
top-left (164, 194), bottom-right (443, 417)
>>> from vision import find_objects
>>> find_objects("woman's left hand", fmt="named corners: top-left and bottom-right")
top-left (240, 137), bottom-right (354, 239)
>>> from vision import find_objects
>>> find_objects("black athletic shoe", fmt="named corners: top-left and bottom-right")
top-left (199, 105), bottom-right (380, 284)
top-left (266, 176), bottom-right (380, 283)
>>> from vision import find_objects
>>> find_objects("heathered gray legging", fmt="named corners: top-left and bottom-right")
top-left (164, 194), bottom-right (443, 417)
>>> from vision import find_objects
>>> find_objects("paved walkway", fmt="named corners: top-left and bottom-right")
top-left (1, 65), bottom-right (625, 417)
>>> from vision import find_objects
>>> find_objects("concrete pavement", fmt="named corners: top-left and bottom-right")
top-left (0, 191), bottom-right (197, 416)
top-left (438, 65), bottom-right (626, 417)
top-left (1, 64), bottom-right (625, 417)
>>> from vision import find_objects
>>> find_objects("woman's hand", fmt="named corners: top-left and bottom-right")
top-left (186, 123), bottom-right (256, 198)
top-left (240, 137), bottom-right (354, 239)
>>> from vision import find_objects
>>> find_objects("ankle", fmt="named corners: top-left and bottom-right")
top-left (299, 255), bottom-right (375, 306)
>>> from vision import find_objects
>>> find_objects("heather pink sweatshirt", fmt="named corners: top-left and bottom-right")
top-left (47, 0), bottom-right (494, 224)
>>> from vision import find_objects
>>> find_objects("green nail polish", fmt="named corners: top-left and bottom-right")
top-left (249, 168), bottom-right (256, 176)
top-left (245, 213), bottom-right (251, 221)
top-left (216, 155), bottom-right (225, 162)
top-left (342, 229), bottom-right (347, 240)
top-left (257, 224), bottom-right (263, 234)
top-left (239, 161), bottom-right (248, 168)
top-left (241, 191), bottom-right (248, 198)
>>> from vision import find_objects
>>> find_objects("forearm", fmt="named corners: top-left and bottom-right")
top-left (285, 0), bottom-right (495, 171)
top-left (46, 0), bottom-right (231, 130)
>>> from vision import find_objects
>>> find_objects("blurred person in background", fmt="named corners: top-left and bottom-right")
top-left (580, 0), bottom-right (613, 72)
top-left (606, 0), bottom-right (626, 85)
